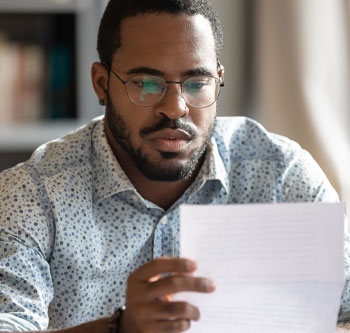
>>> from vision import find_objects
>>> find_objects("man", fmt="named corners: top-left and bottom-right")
top-left (0, 0), bottom-right (349, 332)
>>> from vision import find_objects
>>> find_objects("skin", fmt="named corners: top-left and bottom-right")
top-left (91, 13), bottom-right (221, 333)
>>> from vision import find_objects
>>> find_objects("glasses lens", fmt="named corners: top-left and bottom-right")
top-left (183, 76), bottom-right (220, 108)
top-left (127, 75), bottom-right (165, 106)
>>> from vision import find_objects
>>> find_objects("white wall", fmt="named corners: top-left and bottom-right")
top-left (210, 0), bottom-right (245, 116)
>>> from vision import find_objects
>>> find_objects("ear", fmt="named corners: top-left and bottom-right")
top-left (217, 62), bottom-right (225, 86)
top-left (91, 62), bottom-right (109, 101)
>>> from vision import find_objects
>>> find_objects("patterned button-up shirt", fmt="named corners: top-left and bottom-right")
top-left (0, 116), bottom-right (348, 331)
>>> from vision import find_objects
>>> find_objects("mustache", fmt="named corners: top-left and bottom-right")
top-left (140, 117), bottom-right (197, 138)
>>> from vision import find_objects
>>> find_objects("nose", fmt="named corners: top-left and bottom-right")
top-left (154, 83), bottom-right (189, 119)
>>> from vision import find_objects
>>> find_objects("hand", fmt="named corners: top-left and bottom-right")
top-left (336, 322), bottom-right (350, 332)
top-left (118, 257), bottom-right (215, 333)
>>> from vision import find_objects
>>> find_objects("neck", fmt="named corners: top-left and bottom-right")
top-left (128, 169), bottom-right (200, 210)
top-left (104, 122), bottom-right (202, 210)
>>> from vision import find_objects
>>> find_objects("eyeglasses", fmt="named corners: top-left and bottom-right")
top-left (104, 64), bottom-right (224, 109)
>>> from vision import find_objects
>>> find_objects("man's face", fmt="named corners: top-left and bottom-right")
top-left (105, 13), bottom-right (219, 181)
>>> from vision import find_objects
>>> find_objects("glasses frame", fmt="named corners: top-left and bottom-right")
top-left (103, 62), bottom-right (225, 109)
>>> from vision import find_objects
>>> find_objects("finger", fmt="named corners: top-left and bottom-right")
top-left (162, 293), bottom-right (174, 302)
top-left (150, 301), bottom-right (200, 321)
top-left (145, 275), bottom-right (215, 300)
top-left (130, 257), bottom-right (197, 282)
top-left (157, 319), bottom-right (191, 332)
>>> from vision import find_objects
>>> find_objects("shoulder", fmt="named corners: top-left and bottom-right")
top-left (213, 117), bottom-right (338, 202)
top-left (0, 116), bottom-right (102, 209)
top-left (213, 116), bottom-right (301, 163)
top-left (0, 117), bottom-right (103, 257)
top-left (8, 116), bottom-right (102, 179)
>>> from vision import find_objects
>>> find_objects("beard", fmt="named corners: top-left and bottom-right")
top-left (105, 93), bottom-right (216, 182)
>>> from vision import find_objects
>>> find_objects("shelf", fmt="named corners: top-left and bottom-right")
top-left (0, 121), bottom-right (85, 151)
top-left (0, 0), bottom-right (93, 13)
top-left (0, 0), bottom-right (104, 150)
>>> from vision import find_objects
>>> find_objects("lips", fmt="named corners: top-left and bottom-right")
top-left (147, 129), bottom-right (192, 140)
top-left (145, 129), bottom-right (192, 153)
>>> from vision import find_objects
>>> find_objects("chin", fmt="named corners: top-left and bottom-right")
top-left (135, 149), bottom-right (204, 182)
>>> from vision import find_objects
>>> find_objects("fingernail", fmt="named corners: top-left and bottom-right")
top-left (195, 310), bottom-right (201, 321)
top-left (185, 259), bottom-right (197, 271)
top-left (205, 279), bottom-right (216, 291)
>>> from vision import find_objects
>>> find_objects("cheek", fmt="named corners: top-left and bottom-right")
top-left (110, 89), bottom-right (131, 117)
top-left (109, 87), bottom-right (144, 137)
top-left (191, 106), bottom-right (216, 137)
top-left (120, 112), bottom-right (145, 141)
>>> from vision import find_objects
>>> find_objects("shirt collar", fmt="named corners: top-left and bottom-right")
top-left (91, 117), bottom-right (136, 202)
top-left (91, 117), bottom-right (229, 201)
top-left (191, 137), bottom-right (229, 195)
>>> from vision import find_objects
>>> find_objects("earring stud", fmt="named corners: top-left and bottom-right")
top-left (99, 99), bottom-right (105, 106)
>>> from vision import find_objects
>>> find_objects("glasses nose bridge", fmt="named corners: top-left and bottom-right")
top-left (164, 80), bottom-right (184, 96)
top-left (159, 80), bottom-right (188, 112)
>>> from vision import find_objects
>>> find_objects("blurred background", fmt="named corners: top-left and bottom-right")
top-left (0, 0), bottom-right (349, 218)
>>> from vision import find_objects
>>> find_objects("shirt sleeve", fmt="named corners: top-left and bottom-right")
top-left (0, 167), bottom-right (55, 331)
top-left (280, 147), bottom-right (339, 203)
top-left (339, 217), bottom-right (350, 321)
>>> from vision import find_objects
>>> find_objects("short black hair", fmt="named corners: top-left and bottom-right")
top-left (97, 0), bottom-right (223, 67)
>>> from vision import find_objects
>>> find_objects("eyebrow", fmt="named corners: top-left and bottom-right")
top-left (184, 68), bottom-right (213, 76)
top-left (126, 67), bottom-right (163, 76)
top-left (125, 66), bottom-right (214, 77)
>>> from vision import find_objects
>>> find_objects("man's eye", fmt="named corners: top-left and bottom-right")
top-left (130, 79), bottom-right (146, 88)
top-left (131, 80), bottom-right (161, 93)
top-left (186, 81), bottom-right (208, 92)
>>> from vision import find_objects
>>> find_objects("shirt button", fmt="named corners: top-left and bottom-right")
top-left (160, 216), bottom-right (168, 225)
top-left (131, 194), bottom-right (138, 202)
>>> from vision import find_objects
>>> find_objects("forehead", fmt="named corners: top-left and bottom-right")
top-left (113, 13), bottom-right (217, 74)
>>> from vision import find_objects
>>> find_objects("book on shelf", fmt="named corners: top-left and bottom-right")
top-left (0, 31), bottom-right (75, 127)
top-left (0, 32), bottom-right (45, 126)
top-left (48, 44), bottom-right (73, 120)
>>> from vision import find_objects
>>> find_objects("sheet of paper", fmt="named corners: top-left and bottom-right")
top-left (177, 202), bottom-right (345, 333)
